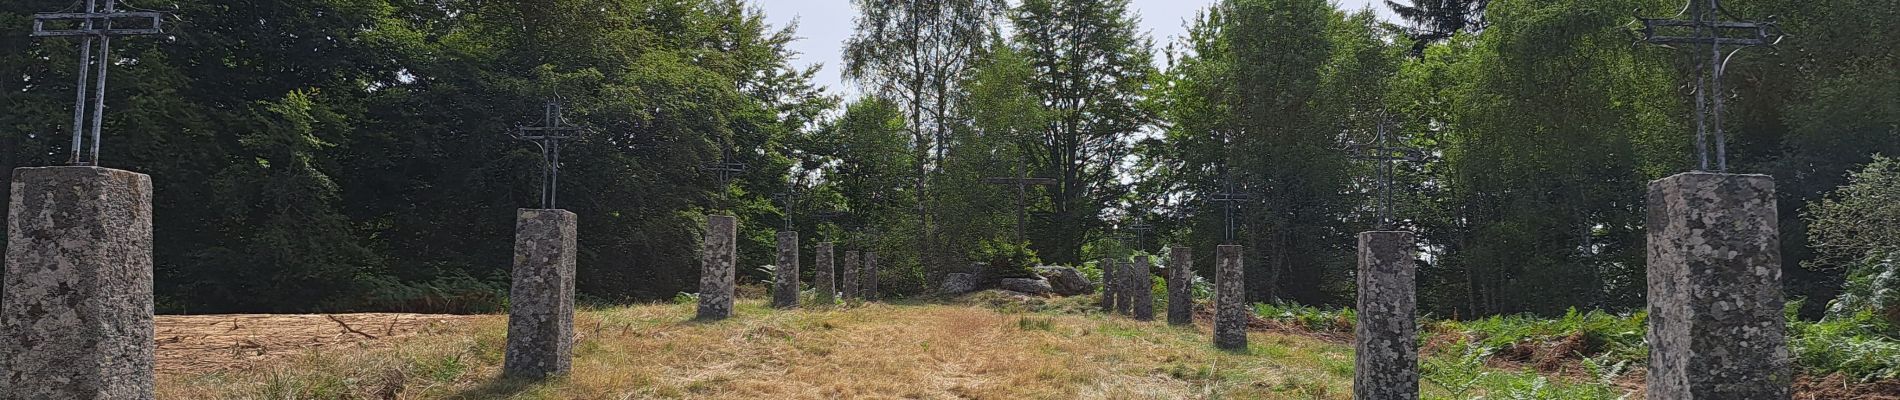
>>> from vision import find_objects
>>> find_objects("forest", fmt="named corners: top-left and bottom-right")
top-left (0, 0), bottom-right (1895, 327)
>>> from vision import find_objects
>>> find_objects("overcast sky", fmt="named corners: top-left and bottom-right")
top-left (754, 0), bottom-right (1397, 98)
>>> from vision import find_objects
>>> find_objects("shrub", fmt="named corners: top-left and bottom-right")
top-left (1791, 309), bottom-right (1900, 381)
top-left (973, 239), bottom-right (1041, 278)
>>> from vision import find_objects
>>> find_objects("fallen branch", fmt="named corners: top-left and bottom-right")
top-left (325, 315), bottom-right (378, 339)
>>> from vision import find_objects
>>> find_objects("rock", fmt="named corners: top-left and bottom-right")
top-left (998, 277), bottom-right (1055, 296)
top-left (1035, 265), bottom-right (1094, 296)
top-left (942, 272), bottom-right (981, 295)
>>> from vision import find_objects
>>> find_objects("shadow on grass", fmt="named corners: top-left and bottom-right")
top-left (448, 373), bottom-right (555, 399)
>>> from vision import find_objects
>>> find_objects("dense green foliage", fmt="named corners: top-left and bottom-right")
top-left (1, 0), bottom-right (1895, 320)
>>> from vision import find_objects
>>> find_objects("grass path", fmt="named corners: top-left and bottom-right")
top-left (157, 298), bottom-right (1616, 399)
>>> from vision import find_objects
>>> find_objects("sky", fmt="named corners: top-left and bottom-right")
top-left (754, 0), bottom-right (1397, 99)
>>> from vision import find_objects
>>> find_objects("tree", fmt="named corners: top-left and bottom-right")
top-left (1806, 156), bottom-right (1900, 323)
top-left (843, 0), bottom-right (1006, 283)
top-left (1010, 0), bottom-right (1155, 265)
top-left (1384, 0), bottom-right (1489, 54)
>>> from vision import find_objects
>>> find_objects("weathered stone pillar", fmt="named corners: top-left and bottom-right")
top-left (2, 167), bottom-right (153, 399)
top-left (863, 252), bottom-right (880, 301)
top-left (1646, 172), bottom-right (1790, 399)
top-left (504, 209), bottom-right (577, 379)
top-left (1132, 256), bottom-right (1155, 321)
top-left (1168, 246), bottom-right (1194, 326)
top-left (696, 215), bottom-right (737, 320)
top-left (815, 242), bottom-right (836, 304)
top-left (1354, 231), bottom-right (1418, 400)
top-left (1214, 245), bottom-right (1247, 350)
top-left (772, 231), bottom-right (800, 309)
top-left (1109, 261), bottom-right (1124, 316)
top-left (1100, 257), bottom-right (1120, 312)
top-left (842, 250), bottom-right (861, 301)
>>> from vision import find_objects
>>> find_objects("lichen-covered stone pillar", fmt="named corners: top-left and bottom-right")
top-left (1168, 246), bottom-right (1195, 326)
top-left (1100, 257), bottom-right (1120, 312)
top-left (503, 209), bottom-right (577, 379)
top-left (842, 250), bottom-right (861, 301)
top-left (1115, 261), bottom-right (1136, 316)
top-left (1646, 172), bottom-right (1790, 399)
top-left (1354, 231), bottom-right (1418, 400)
top-left (1132, 256), bottom-right (1155, 321)
top-left (863, 252), bottom-right (880, 301)
top-left (815, 242), bottom-right (836, 304)
top-left (696, 215), bottom-right (738, 321)
top-left (772, 231), bottom-right (800, 309)
top-left (1214, 245), bottom-right (1248, 350)
top-left (2, 167), bottom-right (153, 399)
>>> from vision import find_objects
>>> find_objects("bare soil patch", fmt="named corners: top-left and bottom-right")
top-left (155, 313), bottom-right (482, 376)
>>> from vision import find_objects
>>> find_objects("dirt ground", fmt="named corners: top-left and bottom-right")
top-left (155, 313), bottom-right (484, 376)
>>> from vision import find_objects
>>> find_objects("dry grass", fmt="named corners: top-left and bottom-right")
top-left (156, 299), bottom-right (1372, 399)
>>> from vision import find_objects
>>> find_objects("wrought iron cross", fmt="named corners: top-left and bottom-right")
top-left (510, 101), bottom-right (581, 209)
top-left (1210, 171), bottom-right (1251, 245)
top-left (33, 0), bottom-right (165, 166)
top-left (1126, 219), bottom-right (1155, 252)
top-left (1345, 116), bottom-right (1426, 230)
top-left (983, 165), bottom-right (1057, 243)
top-left (1637, 0), bottom-right (1782, 172)
top-left (701, 146), bottom-right (748, 206)
top-left (772, 187), bottom-right (798, 231)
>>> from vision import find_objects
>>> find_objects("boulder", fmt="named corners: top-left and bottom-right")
top-left (942, 272), bottom-right (981, 295)
top-left (1035, 265), bottom-right (1094, 296)
top-left (997, 277), bottom-right (1055, 296)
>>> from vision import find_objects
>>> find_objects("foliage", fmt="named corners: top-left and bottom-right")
top-left (972, 239), bottom-right (1041, 278)
top-left (1808, 157), bottom-right (1900, 324)
top-left (1791, 309), bottom-right (1900, 381)
top-left (1441, 308), bottom-right (1648, 365)
top-left (1252, 302), bottom-right (1357, 333)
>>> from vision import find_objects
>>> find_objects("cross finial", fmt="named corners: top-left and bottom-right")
top-left (33, 0), bottom-right (167, 166)
top-left (1344, 113), bottom-right (1426, 230)
top-left (1636, 0), bottom-right (1783, 172)
top-left (510, 100), bottom-right (582, 209)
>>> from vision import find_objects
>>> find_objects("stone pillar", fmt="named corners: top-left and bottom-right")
top-left (1109, 261), bottom-right (1124, 314)
top-left (815, 242), bottom-right (836, 304)
top-left (863, 252), bottom-right (880, 301)
top-left (842, 250), bottom-right (861, 301)
top-left (504, 209), bottom-right (577, 379)
top-left (2, 167), bottom-right (152, 399)
top-left (1100, 257), bottom-right (1120, 312)
top-left (1646, 172), bottom-right (1790, 399)
top-left (696, 215), bottom-right (737, 321)
top-left (1132, 256), bottom-right (1155, 321)
top-left (1214, 245), bottom-right (1247, 350)
top-left (772, 231), bottom-right (800, 309)
top-left (1354, 231), bottom-right (1418, 400)
top-left (1168, 246), bottom-right (1194, 326)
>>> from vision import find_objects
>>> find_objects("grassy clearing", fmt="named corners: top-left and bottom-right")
top-left (157, 296), bottom-right (1627, 399)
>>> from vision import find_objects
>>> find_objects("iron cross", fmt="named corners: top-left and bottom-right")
top-left (1210, 170), bottom-right (1251, 245)
top-left (510, 101), bottom-right (581, 209)
top-left (1125, 218), bottom-right (1156, 252)
top-left (1637, 0), bottom-right (1783, 172)
top-left (1345, 116), bottom-right (1426, 230)
top-left (701, 146), bottom-right (748, 207)
top-left (772, 186), bottom-right (798, 231)
top-left (33, 0), bottom-right (166, 166)
top-left (983, 165), bottom-right (1057, 243)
